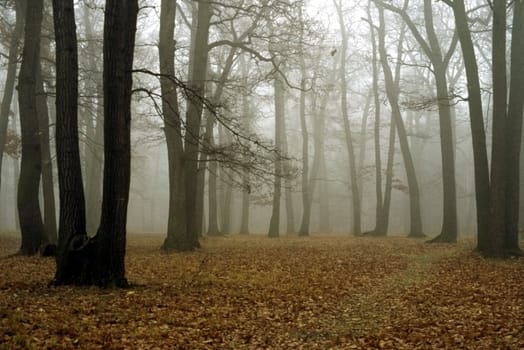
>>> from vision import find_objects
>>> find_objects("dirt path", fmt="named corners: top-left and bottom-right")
top-left (333, 244), bottom-right (460, 336)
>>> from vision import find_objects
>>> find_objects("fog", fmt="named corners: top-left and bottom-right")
top-left (0, 0), bottom-right (510, 240)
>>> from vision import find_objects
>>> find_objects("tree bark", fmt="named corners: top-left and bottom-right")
top-left (36, 62), bottom-right (57, 245)
top-left (17, 0), bottom-right (46, 255)
top-left (183, 0), bottom-right (211, 249)
top-left (158, 0), bottom-right (189, 252)
top-left (444, 0), bottom-right (490, 251)
top-left (93, 0), bottom-right (138, 286)
top-left (504, 0), bottom-right (524, 254)
top-left (52, 0), bottom-right (90, 284)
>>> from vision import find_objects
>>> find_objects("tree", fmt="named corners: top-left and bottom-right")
top-left (53, 0), bottom-right (139, 286)
top-left (334, 0), bottom-right (361, 236)
top-left (158, 0), bottom-right (189, 251)
top-left (52, 0), bottom-right (87, 284)
top-left (268, 73), bottom-right (285, 238)
top-left (93, 0), bottom-right (139, 286)
top-left (376, 0), bottom-right (458, 243)
top-left (441, 0), bottom-right (490, 250)
top-left (0, 0), bottom-right (25, 196)
top-left (182, 0), bottom-right (211, 249)
top-left (17, 0), bottom-right (46, 255)
top-left (375, 2), bottom-right (425, 238)
top-left (363, 1), bottom-right (402, 237)
top-left (487, 0), bottom-right (524, 257)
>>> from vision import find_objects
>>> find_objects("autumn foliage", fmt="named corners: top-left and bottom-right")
top-left (0, 234), bottom-right (523, 349)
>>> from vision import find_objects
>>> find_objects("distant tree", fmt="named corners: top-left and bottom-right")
top-left (181, 0), bottom-right (211, 249)
top-left (37, 25), bottom-right (57, 247)
top-left (81, 3), bottom-right (104, 235)
top-left (334, 0), bottom-right (361, 236)
top-left (17, 0), bottom-right (46, 255)
top-left (268, 72), bottom-right (285, 238)
top-left (375, 2), bottom-right (425, 238)
top-left (440, 0), bottom-right (490, 250)
top-left (0, 0), bottom-right (25, 196)
top-left (158, 0), bottom-right (188, 251)
top-left (363, 2), bottom-right (403, 237)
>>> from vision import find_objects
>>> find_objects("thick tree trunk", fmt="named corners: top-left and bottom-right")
top-left (93, 0), bottom-right (138, 286)
top-left (17, 0), bottom-right (46, 256)
top-left (488, 0), bottom-right (509, 257)
top-left (52, 0), bottom-right (89, 284)
top-left (503, 0), bottom-right (524, 254)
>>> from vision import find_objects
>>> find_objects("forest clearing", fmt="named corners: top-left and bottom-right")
top-left (1, 234), bottom-right (523, 349)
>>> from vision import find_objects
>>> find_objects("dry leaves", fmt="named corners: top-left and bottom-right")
top-left (0, 233), bottom-right (523, 349)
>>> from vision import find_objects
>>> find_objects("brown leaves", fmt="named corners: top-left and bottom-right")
top-left (0, 234), bottom-right (523, 349)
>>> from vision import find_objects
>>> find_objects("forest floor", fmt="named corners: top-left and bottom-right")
top-left (0, 233), bottom-right (523, 349)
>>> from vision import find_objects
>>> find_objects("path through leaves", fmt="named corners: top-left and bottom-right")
top-left (1, 234), bottom-right (523, 349)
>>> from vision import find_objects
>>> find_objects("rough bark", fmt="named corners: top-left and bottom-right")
top-left (93, 0), bottom-right (139, 286)
top-left (52, 0), bottom-right (89, 284)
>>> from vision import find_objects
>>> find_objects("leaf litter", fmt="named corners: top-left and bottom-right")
top-left (0, 233), bottom-right (523, 349)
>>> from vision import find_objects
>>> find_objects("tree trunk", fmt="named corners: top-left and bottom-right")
top-left (36, 62), bottom-right (57, 245)
top-left (17, 0), bottom-right (46, 256)
top-left (239, 55), bottom-right (251, 234)
top-left (281, 99), bottom-right (295, 234)
top-left (158, 0), bottom-right (190, 252)
top-left (446, 0), bottom-right (490, 251)
top-left (0, 0), bottom-right (25, 196)
top-left (335, 0), bottom-right (361, 236)
top-left (421, 0), bottom-right (457, 243)
top-left (366, 4), bottom-right (383, 235)
top-left (268, 75), bottom-right (284, 238)
top-left (93, 0), bottom-right (138, 287)
top-left (488, 0), bottom-right (509, 257)
top-left (297, 3), bottom-right (309, 236)
top-left (376, 4), bottom-right (424, 238)
top-left (183, 0), bottom-right (211, 249)
top-left (52, 0), bottom-right (89, 284)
